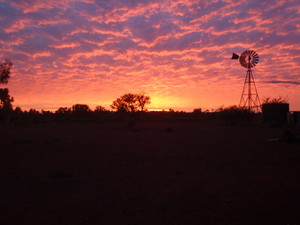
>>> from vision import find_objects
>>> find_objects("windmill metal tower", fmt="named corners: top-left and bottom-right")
top-left (232, 50), bottom-right (261, 112)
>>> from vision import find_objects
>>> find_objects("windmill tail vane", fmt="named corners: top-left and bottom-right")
top-left (231, 53), bottom-right (239, 59)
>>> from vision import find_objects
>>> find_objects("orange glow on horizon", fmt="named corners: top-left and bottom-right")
top-left (147, 108), bottom-right (165, 112)
top-left (1, 0), bottom-right (299, 112)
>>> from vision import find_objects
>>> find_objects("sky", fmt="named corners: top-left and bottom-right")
top-left (0, 0), bottom-right (299, 111)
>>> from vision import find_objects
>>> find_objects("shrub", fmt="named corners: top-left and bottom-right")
top-left (216, 105), bottom-right (256, 125)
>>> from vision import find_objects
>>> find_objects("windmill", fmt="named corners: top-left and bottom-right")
top-left (232, 50), bottom-right (261, 112)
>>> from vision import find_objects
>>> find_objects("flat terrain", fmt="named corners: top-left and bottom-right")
top-left (0, 122), bottom-right (299, 225)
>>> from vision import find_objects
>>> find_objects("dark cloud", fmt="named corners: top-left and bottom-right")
top-left (103, 38), bottom-right (136, 53)
top-left (42, 23), bottom-right (76, 40)
top-left (27, 7), bottom-right (64, 21)
top-left (127, 16), bottom-right (159, 43)
top-left (79, 41), bottom-right (100, 52)
top-left (13, 35), bottom-right (54, 53)
top-left (264, 80), bottom-right (300, 85)
top-left (0, 0), bottom-right (299, 110)
top-left (70, 1), bottom-right (99, 16)
top-left (70, 32), bottom-right (110, 43)
top-left (0, 2), bottom-right (22, 29)
top-left (7, 52), bottom-right (30, 62)
top-left (150, 31), bottom-right (206, 52)
top-left (0, 32), bottom-right (13, 43)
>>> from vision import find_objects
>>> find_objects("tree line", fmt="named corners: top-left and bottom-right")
top-left (0, 59), bottom-right (153, 125)
top-left (1, 59), bottom-right (288, 127)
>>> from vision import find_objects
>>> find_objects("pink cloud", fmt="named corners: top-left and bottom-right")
top-left (0, 0), bottom-right (299, 111)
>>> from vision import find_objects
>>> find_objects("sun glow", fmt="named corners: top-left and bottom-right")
top-left (147, 108), bottom-right (165, 112)
top-left (1, 0), bottom-right (299, 111)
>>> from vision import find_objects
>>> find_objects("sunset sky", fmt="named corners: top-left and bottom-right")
top-left (0, 0), bottom-right (299, 111)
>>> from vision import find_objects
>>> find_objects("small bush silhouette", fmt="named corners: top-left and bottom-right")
top-left (262, 97), bottom-right (288, 104)
top-left (216, 105), bottom-right (256, 125)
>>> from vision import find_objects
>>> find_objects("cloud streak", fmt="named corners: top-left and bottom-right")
top-left (264, 80), bottom-right (300, 85)
top-left (0, 0), bottom-right (299, 111)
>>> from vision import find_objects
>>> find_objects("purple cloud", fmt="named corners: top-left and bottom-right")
top-left (0, 0), bottom-right (299, 111)
top-left (264, 80), bottom-right (300, 85)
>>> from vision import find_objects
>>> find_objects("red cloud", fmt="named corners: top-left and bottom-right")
top-left (0, 0), bottom-right (299, 111)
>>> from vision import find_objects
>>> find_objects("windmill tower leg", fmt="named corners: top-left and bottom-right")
top-left (239, 68), bottom-right (261, 112)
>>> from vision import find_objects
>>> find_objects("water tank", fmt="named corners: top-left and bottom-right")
top-left (262, 103), bottom-right (289, 126)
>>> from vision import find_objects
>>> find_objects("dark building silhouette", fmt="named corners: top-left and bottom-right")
top-left (262, 103), bottom-right (289, 126)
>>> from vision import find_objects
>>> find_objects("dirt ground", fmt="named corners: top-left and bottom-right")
top-left (0, 122), bottom-right (299, 225)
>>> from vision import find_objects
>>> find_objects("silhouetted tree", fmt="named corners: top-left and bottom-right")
top-left (111, 93), bottom-right (151, 113)
top-left (10, 106), bottom-right (23, 124)
top-left (0, 60), bottom-right (14, 123)
top-left (0, 60), bottom-right (13, 84)
top-left (39, 110), bottom-right (54, 123)
top-left (72, 104), bottom-right (91, 113)
top-left (14, 106), bottom-right (23, 114)
top-left (29, 109), bottom-right (39, 113)
top-left (111, 93), bottom-right (136, 113)
top-left (56, 107), bottom-right (71, 114)
top-left (136, 94), bottom-right (151, 112)
top-left (25, 109), bottom-right (41, 123)
top-left (71, 104), bottom-right (91, 120)
top-left (0, 88), bottom-right (14, 111)
top-left (193, 108), bottom-right (202, 113)
top-left (94, 105), bottom-right (107, 112)
top-left (55, 107), bottom-right (72, 122)
top-left (111, 93), bottom-right (151, 129)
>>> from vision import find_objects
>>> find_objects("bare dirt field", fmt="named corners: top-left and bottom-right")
top-left (1, 122), bottom-right (299, 225)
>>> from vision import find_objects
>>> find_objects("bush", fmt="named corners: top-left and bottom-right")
top-left (216, 105), bottom-right (256, 126)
